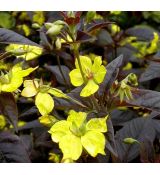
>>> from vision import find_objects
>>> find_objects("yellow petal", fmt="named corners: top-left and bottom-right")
top-left (1, 75), bottom-right (23, 92)
top-left (21, 86), bottom-right (37, 97)
top-left (49, 120), bottom-right (71, 143)
top-left (75, 56), bottom-right (92, 74)
top-left (35, 92), bottom-right (54, 115)
top-left (80, 80), bottom-right (99, 97)
top-left (69, 69), bottom-right (84, 86)
top-left (23, 79), bottom-right (39, 88)
top-left (59, 134), bottom-right (82, 160)
top-left (67, 110), bottom-right (87, 128)
top-left (81, 131), bottom-right (106, 157)
top-left (21, 80), bottom-right (39, 97)
top-left (39, 115), bottom-right (58, 127)
top-left (86, 116), bottom-right (108, 133)
top-left (91, 56), bottom-right (102, 73)
top-left (93, 65), bottom-right (107, 84)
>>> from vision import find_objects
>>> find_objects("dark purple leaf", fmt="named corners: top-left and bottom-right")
top-left (98, 54), bottom-right (124, 96)
top-left (18, 120), bottom-right (42, 131)
top-left (0, 28), bottom-right (42, 47)
top-left (87, 22), bottom-right (114, 33)
top-left (45, 65), bottom-right (71, 85)
top-left (54, 87), bottom-right (90, 111)
top-left (125, 26), bottom-right (156, 41)
top-left (111, 109), bottom-right (138, 126)
top-left (0, 131), bottom-right (30, 162)
top-left (106, 118), bottom-right (118, 159)
top-left (76, 30), bottom-right (94, 43)
top-left (115, 118), bottom-right (156, 162)
top-left (0, 93), bottom-right (18, 132)
top-left (96, 29), bottom-right (114, 46)
top-left (19, 106), bottom-right (38, 118)
top-left (127, 88), bottom-right (160, 112)
top-left (140, 140), bottom-right (155, 163)
top-left (139, 61), bottom-right (160, 82)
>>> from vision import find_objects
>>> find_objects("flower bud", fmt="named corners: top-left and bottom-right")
top-left (53, 20), bottom-right (66, 26)
top-left (44, 22), bottom-right (53, 29)
top-left (61, 158), bottom-right (74, 163)
top-left (127, 73), bottom-right (138, 86)
top-left (32, 23), bottom-right (41, 29)
top-left (46, 25), bottom-right (63, 36)
top-left (55, 38), bottom-right (62, 50)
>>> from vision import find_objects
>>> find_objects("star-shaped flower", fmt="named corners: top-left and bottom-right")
top-left (21, 79), bottom-right (67, 116)
top-left (49, 110), bottom-right (108, 161)
top-left (69, 55), bottom-right (107, 97)
top-left (0, 63), bottom-right (37, 92)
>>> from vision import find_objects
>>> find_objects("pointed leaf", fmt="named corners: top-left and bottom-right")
top-left (115, 118), bottom-right (156, 162)
top-left (0, 93), bottom-right (18, 131)
top-left (139, 61), bottom-right (160, 82)
top-left (0, 28), bottom-right (41, 47)
top-left (0, 131), bottom-right (30, 162)
top-left (127, 88), bottom-right (160, 112)
top-left (45, 65), bottom-right (71, 85)
top-left (98, 55), bottom-right (124, 96)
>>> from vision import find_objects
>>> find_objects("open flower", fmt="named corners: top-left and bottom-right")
top-left (69, 55), bottom-right (107, 97)
top-left (21, 79), bottom-right (68, 116)
top-left (0, 63), bottom-right (37, 92)
top-left (49, 110), bottom-right (108, 161)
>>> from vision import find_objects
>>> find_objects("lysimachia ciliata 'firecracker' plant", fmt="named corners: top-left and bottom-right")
top-left (0, 11), bottom-right (160, 163)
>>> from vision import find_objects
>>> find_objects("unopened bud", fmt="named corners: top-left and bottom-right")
top-left (32, 23), bottom-right (41, 29)
top-left (46, 25), bottom-right (63, 36)
top-left (45, 22), bottom-right (53, 29)
top-left (54, 20), bottom-right (66, 26)
top-left (55, 38), bottom-right (61, 50)
top-left (61, 158), bottom-right (74, 163)
top-left (127, 73), bottom-right (138, 86)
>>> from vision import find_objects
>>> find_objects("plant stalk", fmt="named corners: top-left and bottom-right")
top-left (56, 55), bottom-right (70, 89)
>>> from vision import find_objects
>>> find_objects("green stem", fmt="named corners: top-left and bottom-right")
top-left (90, 95), bottom-right (100, 111)
top-left (73, 45), bottom-right (100, 111)
top-left (56, 55), bottom-right (70, 89)
top-left (73, 46), bottom-right (86, 83)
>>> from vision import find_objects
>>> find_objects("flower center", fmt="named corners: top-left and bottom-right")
top-left (86, 69), bottom-right (94, 80)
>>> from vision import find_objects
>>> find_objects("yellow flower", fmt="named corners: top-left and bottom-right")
top-left (21, 79), bottom-right (68, 116)
top-left (69, 55), bottom-right (107, 97)
top-left (49, 110), bottom-right (108, 161)
top-left (0, 64), bottom-right (37, 92)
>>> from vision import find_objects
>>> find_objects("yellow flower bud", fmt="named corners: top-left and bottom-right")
top-left (44, 22), bottom-right (53, 29)
top-left (0, 115), bottom-right (6, 130)
top-left (32, 23), bottom-right (41, 29)
top-left (55, 38), bottom-right (62, 50)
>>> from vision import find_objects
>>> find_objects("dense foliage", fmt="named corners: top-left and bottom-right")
top-left (0, 11), bottom-right (160, 163)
